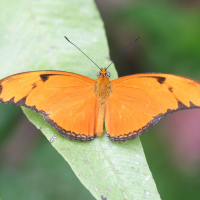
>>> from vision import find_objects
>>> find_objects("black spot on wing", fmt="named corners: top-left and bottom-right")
top-left (40, 73), bottom-right (65, 82)
top-left (40, 74), bottom-right (58, 82)
top-left (32, 83), bottom-right (36, 89)
top-left (40, 74), bottom-right (49, 82)
top-left (0, 84), bottom-right (2, 95)
top-left (155, 77), bottom-right (166, 84)
top-left (140, 76), bottom-right (166, 84)
top-left (168, 87), bottom-right (173, 92)
top-left (106, 99), bottom-right (200, 142)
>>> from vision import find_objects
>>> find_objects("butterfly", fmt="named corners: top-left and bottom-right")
top-left (0, 37), bottom-right (200, 142)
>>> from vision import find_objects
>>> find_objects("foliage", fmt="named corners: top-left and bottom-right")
top-left (0, 0), bottom-right (160, 199)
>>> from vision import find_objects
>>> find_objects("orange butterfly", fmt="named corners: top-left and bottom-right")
top-left (0, 37), bottom-right (200, 142)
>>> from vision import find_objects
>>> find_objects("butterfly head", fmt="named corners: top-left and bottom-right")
top-left (97, 68), bottom-right (110, 78)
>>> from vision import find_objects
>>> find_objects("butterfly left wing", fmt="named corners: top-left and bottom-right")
top-left (0, 71), bottom-right (98, 141)
top-left (105, 73), bottom-right (200, 141)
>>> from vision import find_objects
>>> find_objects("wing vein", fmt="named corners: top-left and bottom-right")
top-left (60, 96), bottom-right (96, 132)
top-left (112, 88), bottom-right (156, 115)
top-left (46, 86), bottom-right (94, 113)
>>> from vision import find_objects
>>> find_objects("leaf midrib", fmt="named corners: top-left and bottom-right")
top-left (95, 139), bottom-right (132, 200)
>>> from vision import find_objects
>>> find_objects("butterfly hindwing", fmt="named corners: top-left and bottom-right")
top-left (105, 73), bottom-right (200, 141)
top-left (0, 71), bottom-right (98, 141)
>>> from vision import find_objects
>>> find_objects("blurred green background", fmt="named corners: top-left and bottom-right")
top-left (1, 0), bottom-right (200, 199)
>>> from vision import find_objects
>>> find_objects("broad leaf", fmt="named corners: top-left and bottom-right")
top-left (0, 0), bottom-right (160, 199)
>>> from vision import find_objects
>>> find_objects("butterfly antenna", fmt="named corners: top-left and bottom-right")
top-left (106, 35), bottom-right (141, 69)
top-left (64, 36), bottom-right (101, 70)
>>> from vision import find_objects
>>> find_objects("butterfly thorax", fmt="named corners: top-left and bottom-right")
top-left (95, 68), bottom-right (111, 104)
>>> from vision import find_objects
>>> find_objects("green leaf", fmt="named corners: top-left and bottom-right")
top-left (0, 0), bottom-right (160, 199)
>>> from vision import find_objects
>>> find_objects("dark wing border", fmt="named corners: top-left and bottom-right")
top-left (106, 100), bottom-right (200, 142)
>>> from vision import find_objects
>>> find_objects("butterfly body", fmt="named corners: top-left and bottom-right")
top-left (1, 69), bottom-right (200, 142)
top-left (95, 68), bottom-right (111, 136)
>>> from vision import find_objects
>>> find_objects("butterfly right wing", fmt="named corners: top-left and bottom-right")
top-left (105, 73), bottom-right (200, 141)
top-left (0, 71), bottom-right (98, 141)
